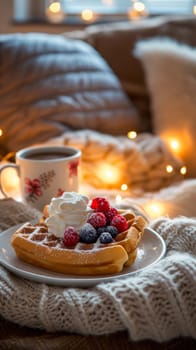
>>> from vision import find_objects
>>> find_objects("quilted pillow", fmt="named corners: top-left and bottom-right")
top-left (0, 33), bottom-right (139, 151)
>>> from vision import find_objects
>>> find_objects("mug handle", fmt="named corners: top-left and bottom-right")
top-left (0, 163), bottom-right (19, 198)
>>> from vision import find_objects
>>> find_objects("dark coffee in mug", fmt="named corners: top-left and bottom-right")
top-left (23, 152), bottom-right (73, 161)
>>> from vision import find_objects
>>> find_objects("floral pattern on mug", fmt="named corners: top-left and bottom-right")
top-left (40, 170), bottom-right (56, 190)
top-left (57, 188), bottom-right (65, 196)
top-left (25, 178), bottom-right (43, 197)
top-left (25, 170), bottom-right (56, 203)
top-left (68, 160), bottom-right (79, 177)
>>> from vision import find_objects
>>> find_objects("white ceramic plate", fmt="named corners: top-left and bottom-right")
top-left (0, 224), bottom-right (166, 287)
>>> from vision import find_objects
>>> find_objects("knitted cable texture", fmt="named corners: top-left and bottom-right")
top-left (0, 200), bottom-right (195, 341)
top-left (45, 129), bottom-right (182, 191)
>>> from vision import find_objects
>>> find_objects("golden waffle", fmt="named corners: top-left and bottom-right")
top-left (11, 210), bottom-right (146, 276)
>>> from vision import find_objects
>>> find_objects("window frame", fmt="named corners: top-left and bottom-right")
top-left (13, 0), bottom-right (195, 25)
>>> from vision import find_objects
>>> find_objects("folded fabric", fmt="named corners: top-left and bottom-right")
top-left (0, 198), bottom-right (41, 231)
top-left (42, 129), bottom-right (182, 191)
top-left (0, 198), bottom-right (195, 342)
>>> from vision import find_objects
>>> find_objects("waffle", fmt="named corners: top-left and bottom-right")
top-left (11, 210), bottom-right (146, 276)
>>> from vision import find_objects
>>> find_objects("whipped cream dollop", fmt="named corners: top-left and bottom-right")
top-left (45, 192), bottom-right (92, 238)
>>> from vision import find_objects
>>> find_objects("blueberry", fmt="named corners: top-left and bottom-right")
top-left (105, 225), bottom-right (118, 238)
top-left (97, 226), bottom-right (107, 236)
top-left (99, 232), bottom-right (113, 244)
top-left (80, 223), bottom-right (98, 243)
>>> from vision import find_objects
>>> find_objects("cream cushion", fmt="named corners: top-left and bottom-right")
top-left (135, 38), bottom-right (196, 177)
top-left (0, 33), bottom-right (139, 152)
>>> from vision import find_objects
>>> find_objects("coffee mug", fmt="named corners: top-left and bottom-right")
top-left (0, 145), bottom-right (81, 211)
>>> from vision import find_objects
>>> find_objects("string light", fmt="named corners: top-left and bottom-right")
top-left (169, 139), bottom-right (181, 153)
top-left (1, 167), bottom-right (20, 192)
top-left (97, 163), bottom-right (121, 186)
top-left (180, 165), bottom-right (187, 175)
top-left (0, 128), bottom-right (19, 194)
top-left (128, 0), bottom-right (148, 20)
top-left (143, 201), bottom-right (165, 219)
top-left (133, 1), bottom-right (146, 12)
top-left (81, 9), bottom-right (96, 22)
top-left (45, 0), bottom-right (150, 24)
top-left (49, 1), bottom-right (61, 13)
top-left (127, 130), bottom-right (137, 139)
top-left (121, 183), bottom-right (128, 191)
top-left (166, 165), bottom-right (174, 173)
top-left (45, 0), bottom-right (64, 23)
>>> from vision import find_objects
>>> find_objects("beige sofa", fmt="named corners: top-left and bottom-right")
top-left (66, 15), bottom-right (196, 132)
top-left (1, 15), bottom-right (196, 147)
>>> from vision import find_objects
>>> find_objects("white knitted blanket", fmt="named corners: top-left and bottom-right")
top-left (0, 202), bottom-right (195, 341)
top-left (42, 130), bottom-right (182, 191)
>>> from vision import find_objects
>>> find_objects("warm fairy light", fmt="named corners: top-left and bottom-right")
top-left (134, 1), bottom-right (146, 12)
top-left (170, 139), bottom-right (181, 153)
top-left (81, 9), bottom-right (96, 22)
top-left (121, 183), bottom-right (128, 191)
top-left (128, 1), bottom-right (148, 20)
top-left (97, 163), bottom-right (121, 186)
top-left (193, 5), bottom-right (196, 15)
top-left (162, 135), bottom-right (183, 158)
top-left (127, 130), bottom-right (137, 139)
top-left (166, 165), bottom-right (174, 173)
top-left (45, 1), bottom-right (64, 23)
top-left (0, 129), bottom-right (3, 137)
top-left (1, 167), bottom-right (20, 192)
top-left (180, 165), bottom-right (187, 175)
top-left (162, 130), bottom-right (192, 163)
top-left (49, 1), bottom-right (61, 13)
top-left (143, 201), bottom-right (165, 219)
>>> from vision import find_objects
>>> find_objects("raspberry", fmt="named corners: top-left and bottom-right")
top-left (105, 207), bottom-right (118, 224)
top-left (99, 232), bottom-right (113, 244)
top-left (90, 197), bottom-right (110, 212)
top-left (111, 215), bottom-right (128, 233)
top-left (64, 227), bottom-right (80, 247)
top-left (88, 212), bottom-right (106, 228)
top-left (80, 223), bottom-right (98, 243)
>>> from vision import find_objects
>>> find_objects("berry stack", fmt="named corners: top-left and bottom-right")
top-left (63, 197), bottom-right (129, 248)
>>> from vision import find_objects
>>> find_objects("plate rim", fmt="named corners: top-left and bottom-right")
top-left (0, 223), bottom-right (166, 287)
